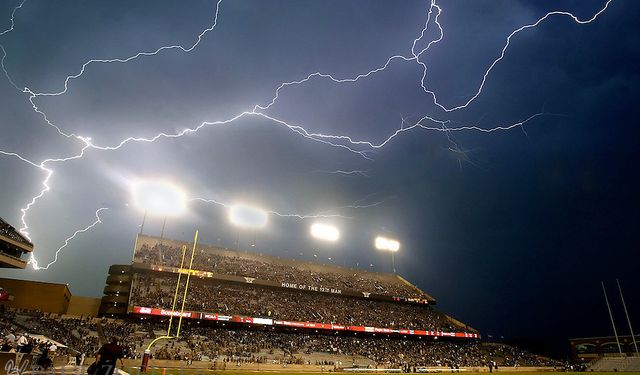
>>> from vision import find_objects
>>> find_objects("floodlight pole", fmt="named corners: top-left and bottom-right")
top-left (160, 217), bottom-right (167, 241)
top-left (617, 279), bottom-right (638, 354)
top-left (602, 281), bottom-right (623, 356)
top-left (391, 252), bottom-right (396, 274)
top-left (139, 210), bottom-right (147, 235)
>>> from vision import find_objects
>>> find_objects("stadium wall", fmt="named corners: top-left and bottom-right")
top-left (0, 277), bottom-right (70, 314)
top-left (67, 296), bottom-right (101, 317)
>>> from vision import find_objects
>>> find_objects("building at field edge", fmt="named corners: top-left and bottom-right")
top-left (570, 335), bottom-right (640, 359)
top-left (0, 277), bottom-right (100, 316)
top-left (0, 217), bottom-right (33, 269)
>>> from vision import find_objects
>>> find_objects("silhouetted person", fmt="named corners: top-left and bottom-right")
top-left (95, 337), bottom-right (124, 375)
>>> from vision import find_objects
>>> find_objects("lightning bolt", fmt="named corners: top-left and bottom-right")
top-left (28, 207), bottom-right (108, 270)
top-left (0, 0), bottom-right (614, 270)
top-left (256, 0), bottom-right (612, 114)
top-left (316, 193), bottom-right (391, 216)
top-left (191, 197), bottom-right (347, 219)
top-left (422, 0), bottom-right (614, 112)
top-left (24, 0), bottom-right (225, 98)
top-left (313, 170), bottom-right (369, 177)
top-left (0, 0), bottom-right (25, 37)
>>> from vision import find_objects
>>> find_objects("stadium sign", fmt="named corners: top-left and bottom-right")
top-left (280, 282), bottom-right (342, 294)
top-left (158, 309), bottom-right (193, 318)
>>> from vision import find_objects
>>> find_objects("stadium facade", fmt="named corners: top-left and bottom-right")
top-left (0, 217), bottom-right (32, 269)
top-left (0, 277), bottom-right (101, 315)
top-left (570, 335), bottom-right (640, 359)
top-left (100, 234), bottom-right (479, 340)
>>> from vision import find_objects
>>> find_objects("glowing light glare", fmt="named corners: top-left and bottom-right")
top-left (375, 236), bottom-right (400, 252)
top-left (310, 223), bottom-right (340, 242)
top-left (229, 204), bottom-right (268, 229)
top-left (132, 180), bottom-right (187, 216)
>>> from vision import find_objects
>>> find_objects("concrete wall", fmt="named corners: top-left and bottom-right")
top-left (67, 295), bottom-right (101, 317)
top-left (0, 277), bottom-right (70, 314)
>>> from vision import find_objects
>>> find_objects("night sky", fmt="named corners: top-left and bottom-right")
top-left (1, 0), bottom-right (638, 357)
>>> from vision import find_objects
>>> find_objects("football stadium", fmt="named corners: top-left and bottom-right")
top-left (5, 230), bottom-right (638, 374)
top-left (2, 0), bottom-right (640, 374)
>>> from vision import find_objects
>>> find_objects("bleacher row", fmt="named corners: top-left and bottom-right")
top-left (588, 356), bottom-right (640, 372)
top-left (0, 310), bottom-right (562, 369)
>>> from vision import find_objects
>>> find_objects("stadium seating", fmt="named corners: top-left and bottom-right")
top-left (589, 356), bottom-right (640, 372)
top-left (0, 310), bottom-right (562, 368)
top-left (133, 235), bottom-right (431, 300)
top-left (130, 272), bottom-right (459, 332)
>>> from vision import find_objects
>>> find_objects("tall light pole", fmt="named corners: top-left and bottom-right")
top-left (309, 223), bottom-right (340, 265)
top-left (228, 204), bottom-right (268, 250)
top-left (375, 236), bottom-right (400, 273)
top-left (617, 279), bottom-right (638, 354)
top-left (602, 281), bottom-right (623, 356)
top-left (132, 179), bottom-right (187, 238)
top-left (139, 210), bottom-right (147, 235)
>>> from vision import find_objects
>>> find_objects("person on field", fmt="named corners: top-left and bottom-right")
top-left (95, 337), bottom-right (124, 375)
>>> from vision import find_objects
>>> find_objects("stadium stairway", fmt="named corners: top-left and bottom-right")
top-left (589, 356), bottom-right (640, 372)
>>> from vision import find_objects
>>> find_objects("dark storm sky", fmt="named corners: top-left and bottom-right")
top-left (1, 0), bottom-right (639, 355)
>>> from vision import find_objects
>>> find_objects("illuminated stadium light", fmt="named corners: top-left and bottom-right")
top-left (375, 236), bottom-right (400, 274)
top-left (310, 223), bottom-right (340, 242)
top-left (375, 236), bottom-right (400, 252)
top-left (229, 204), bottom-right (268, 229)
top-left (132, 179), bottom-right (187, 216)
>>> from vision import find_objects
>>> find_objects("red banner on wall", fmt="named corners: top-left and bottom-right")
top-left (131, 306), bottom-right (479, 339)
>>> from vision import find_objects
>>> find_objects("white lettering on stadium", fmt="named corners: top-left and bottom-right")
top-left (281, 282), bottom-right (341, 295)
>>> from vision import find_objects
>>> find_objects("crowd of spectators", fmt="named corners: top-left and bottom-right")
top-left (130, 273), bottom-right (460, 332)
top-left (1, 310), bottom-right (99, 355)
top-left (0, 218), bottom-right (30, 246)
top-left (134, 241), bottom-right (426, 299)
top-left (305, 336), bottom-right (561, 368)
top-left (1, 308), bottom-right (561, 369)
top-left (141, 323), bottom-right (562, 368)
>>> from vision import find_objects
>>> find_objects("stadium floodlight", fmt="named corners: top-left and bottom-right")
top-left (131, 179), bottom-right (187, 237)
top-left (310, 223), bottom-right (340, 242)
top-left (375, 236), bottom-right (400, 274)
top-left (132, 179), bottom-right (187, 217)
top-left (228, 204), bottom-right (268, 229)
top-left (374, 236), bottom-right (400, 252)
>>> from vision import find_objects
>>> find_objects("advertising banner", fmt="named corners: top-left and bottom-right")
top-left (132, 306), bottom-right (479, 339)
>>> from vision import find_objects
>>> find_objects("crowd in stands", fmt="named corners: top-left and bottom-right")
top-left (306, 336), bottom-right (561, 368)
top-left (0, 310), bottom-right (99, 356)
top-left (1, 308), bottom-right (561, 369)
top-left (136, 323), bottom-right (562, 368)
top-left (130, 273), bottom-right (460, 332)
top-left (0, 217), bottom-right (30, 246)
top-left (134, 242), bottom-right (426, 299)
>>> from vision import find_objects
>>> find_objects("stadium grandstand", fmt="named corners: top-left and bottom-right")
top-left (0, 217), bottom-right (32, 269)
top-left (125, 235), bottom-right (471, 337)
top-left (0, 234), bottom-right (564, 371)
